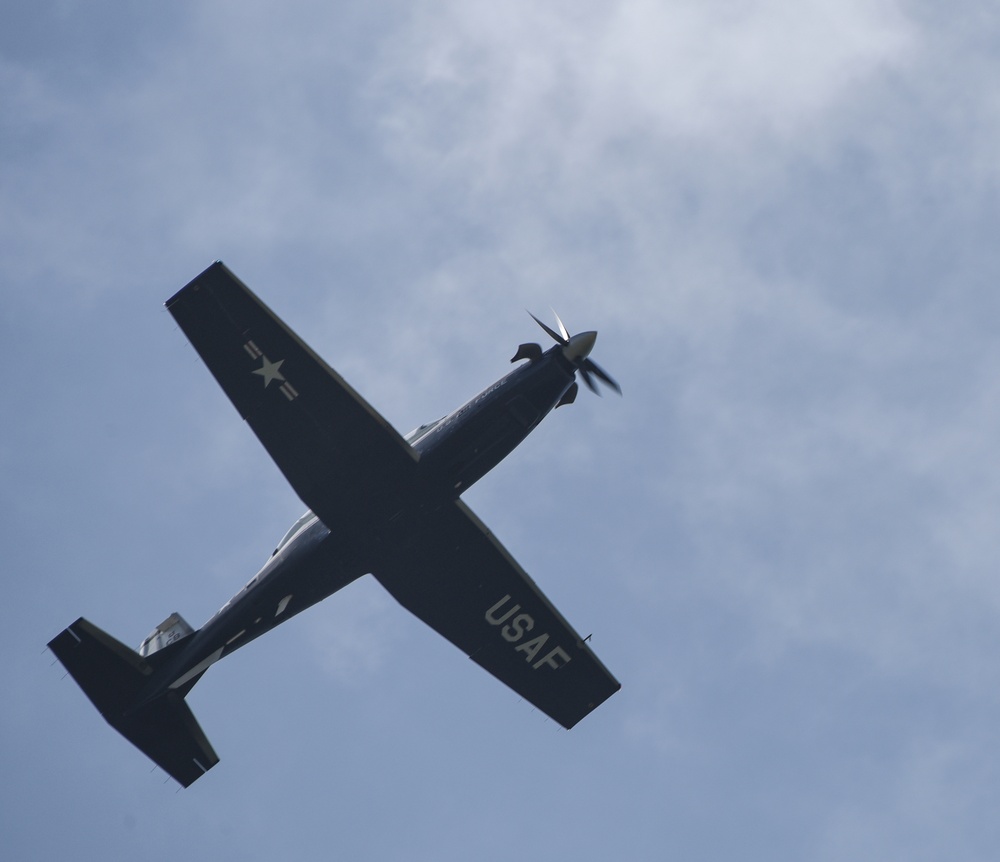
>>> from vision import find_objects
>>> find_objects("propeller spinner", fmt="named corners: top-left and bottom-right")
top-left (528, 310), bottom-right (621, 396)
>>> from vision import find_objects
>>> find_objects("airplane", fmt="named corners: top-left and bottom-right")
top-left (48, 262), bottom-right (621, 787)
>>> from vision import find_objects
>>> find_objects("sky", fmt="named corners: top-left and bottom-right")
top-left (4, 1), bottom-right (1000, 859)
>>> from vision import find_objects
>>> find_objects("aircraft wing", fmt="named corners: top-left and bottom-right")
top-left (372, 500), bottom-right (620, 728)
top-left (166, 262), bottom-right (419, 528)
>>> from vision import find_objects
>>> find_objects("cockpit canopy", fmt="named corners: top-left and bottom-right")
top-left (404, 418), bottom-right (443, 445)
top-left (272, 510), bottom-right (318, 557)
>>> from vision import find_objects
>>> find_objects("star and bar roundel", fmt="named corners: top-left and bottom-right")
top-left (244, 340), bottom-right (299, 401)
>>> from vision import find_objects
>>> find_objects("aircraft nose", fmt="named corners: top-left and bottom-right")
top-left (563, 330), bottom-right (597, 363)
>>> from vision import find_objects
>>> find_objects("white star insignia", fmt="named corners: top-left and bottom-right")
top-left (252, 356), bottom-right (286, 387)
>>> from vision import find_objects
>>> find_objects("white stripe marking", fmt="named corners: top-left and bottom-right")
top-left (169, 647), bottom-right (223, 689)
top-left (275, 595), bottom-right (293, 616)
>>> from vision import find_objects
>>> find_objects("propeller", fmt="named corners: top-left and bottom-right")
top-left (528, 310), bottom-right (621, 396)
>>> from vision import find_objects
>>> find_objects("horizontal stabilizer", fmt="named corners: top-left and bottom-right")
top-left (48, 618), bottom-right (153, 716)
top-left (48, 618), bottom-right (219, 787)
top-left (116, 693), bottom-right (219, 787)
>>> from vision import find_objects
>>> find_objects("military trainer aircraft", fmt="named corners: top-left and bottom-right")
top-left (48, 262), bottom-right (621, 787)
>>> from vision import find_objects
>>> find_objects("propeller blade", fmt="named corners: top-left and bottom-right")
top-left (526, 310), bottom-right (620, 398)
top-left (579, 365), bottom-right (600, 395)
top-left (583, 359), bottom-right (621, 395)
top-left (529, 311), bottom-right (568, 345)
top-left (553, 310), bottom-right (570, 343)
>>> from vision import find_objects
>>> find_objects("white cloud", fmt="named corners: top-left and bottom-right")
top-left (373, 0), bottom-right (916, 183)
top-left (355, 5), bottom-right (1000, 711)
top-left (359, 0), bottom-right (929, 357)
top-left (9, 3), bottom-right (1000, 857)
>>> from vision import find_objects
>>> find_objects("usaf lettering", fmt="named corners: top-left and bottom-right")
top-left (485, 595), bottom-right (572, 670)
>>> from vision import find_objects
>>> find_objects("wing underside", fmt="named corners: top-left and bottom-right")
top-left (166, 262), bottom-right (419, 528)
top-left (373, 500), bottom-right (620, 728)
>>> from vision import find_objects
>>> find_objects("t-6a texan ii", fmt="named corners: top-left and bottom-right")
top-left (48, 262), bottom-right (621, 787)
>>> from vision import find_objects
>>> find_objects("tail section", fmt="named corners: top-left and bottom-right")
top-left (48, 618), bottom-right (219, 787)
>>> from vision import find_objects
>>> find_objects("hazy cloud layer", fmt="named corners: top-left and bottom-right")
top-left (5, 2), bottom-right (1000, 860)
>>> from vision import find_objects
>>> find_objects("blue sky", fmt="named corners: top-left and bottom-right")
top-left (5, 2), bottom-right (1000, 859)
